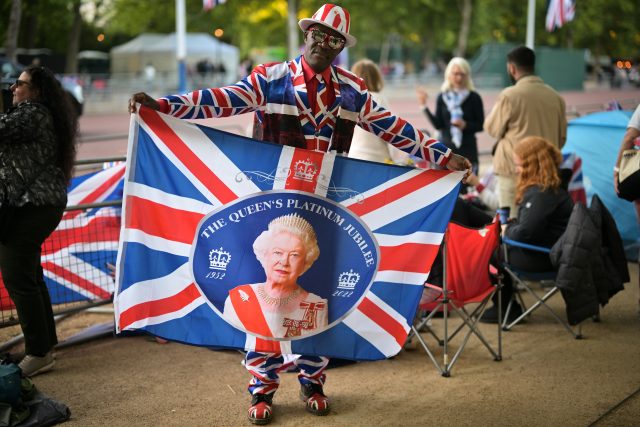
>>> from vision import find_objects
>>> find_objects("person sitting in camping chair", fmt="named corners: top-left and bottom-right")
top-left (481, 136), bottom-right (573, 323)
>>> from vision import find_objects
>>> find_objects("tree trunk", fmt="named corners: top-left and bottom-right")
top-left (23, 0), bottom-right (39, 49)
top-left (287, 0), bottom-right (299, 60)
top-left (4, 0), bottom-right (22, 62)
top-left (454, 0), bottom-right (472, 58)
top-left (421, 14), bottom-right (438, 77)
top-left (65, 0), bottom-right (82, 74)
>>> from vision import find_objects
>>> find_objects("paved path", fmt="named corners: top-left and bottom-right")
top-left (76, 83), bottom-right (640, 165)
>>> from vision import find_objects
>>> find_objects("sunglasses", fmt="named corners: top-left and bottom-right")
top-left (11, 79), bottom-right (32, 88)
top-left (307, 27), bottom-right (345, 50)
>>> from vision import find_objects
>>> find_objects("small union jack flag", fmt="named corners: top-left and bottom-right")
top-left (561, 152), bottom-right (586, 205)
top-left (203, 0), bottom-right (225, 11)
top-left (545, 0), bottom-right (576, 32)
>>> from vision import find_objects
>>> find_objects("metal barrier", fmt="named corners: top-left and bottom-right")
top-left (0, 159), bottom-right (123, 329)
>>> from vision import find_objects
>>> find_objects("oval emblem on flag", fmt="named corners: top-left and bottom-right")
top-left (190, 190), bottom-right (379, 340)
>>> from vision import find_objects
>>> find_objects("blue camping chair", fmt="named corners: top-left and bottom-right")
top-left (501, 238), bottom-right (584, 339)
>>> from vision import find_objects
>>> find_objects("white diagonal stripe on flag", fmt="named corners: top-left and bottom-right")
top-left (116, 263), bottom-right (194, 314)
top-left (56, 208), bottom-right (119, 231)
top-left (374, 271), bottom-right (427, 286)
top-left (137, 119), bottom-right (223, 205)
top-left (359, 172), bottom-right (462, 231)
top-left (121, 228), bottom-right (192, 257)
top-left (375, 231), bottom-right (443, 247)
top-left (127, 182), bottom-right (215, 215)
top-left (42, 269), bottom-right (111, 300)
top-left (67, 163), bottom-right (125, 206)
top-left (342, 304), bottom-right (403, 358)
top-left (123, 297), bottom-right (206, 330)
top-left (340, 168), bottom-right (424, 210)
top-left (162, 114), bottom-right (261, 197)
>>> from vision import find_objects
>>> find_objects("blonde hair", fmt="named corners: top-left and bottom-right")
top-left (441, 57), bottom-right (475, 92)
top-left (351, 59), bottom-right (384, 92)
top-left (514, 136), bottom-right (563, 205)
top-left (253, 214), bottom-right (320, 274)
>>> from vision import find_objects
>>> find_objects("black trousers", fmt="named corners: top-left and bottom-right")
top-left (0, 204), bottom-right (64, 356)
top-left (499, 246), bottom-right (554, 303)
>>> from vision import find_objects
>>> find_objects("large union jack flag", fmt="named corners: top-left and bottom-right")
top-left (114, 107), bottom-right (462, 360)
top-left (0, 164), bottom-right (124, 310)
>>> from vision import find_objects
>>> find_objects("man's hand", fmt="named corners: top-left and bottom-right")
top-left (128, 92), bottom-right (161, 114)
top-left (446, 153), bottom-right (472, 181)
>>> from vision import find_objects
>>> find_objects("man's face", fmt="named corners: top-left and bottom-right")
top-left (302, 24), bottom-right (345, 73)
top-left (264, 231), bottom-right (307, 288)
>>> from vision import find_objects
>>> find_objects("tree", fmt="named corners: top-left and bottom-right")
top-left (454, 0), bottom-right (473, 58)
top-left (4, 0), bottom-right (22, 61)
top-left (65, 0), bottom-right (82, 73)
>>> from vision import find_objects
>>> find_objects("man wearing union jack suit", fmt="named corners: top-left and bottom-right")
top-left (129, 3), bottom-right (471, 424)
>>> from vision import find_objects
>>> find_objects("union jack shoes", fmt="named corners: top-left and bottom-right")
top-left (248, 393), bottom-right (273, 425)
top-left (300, 383), bottom-right (330, 416)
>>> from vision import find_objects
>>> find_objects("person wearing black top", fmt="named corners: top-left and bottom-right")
top-left (481, 136), bottom-right (573, 323)
top-left (0, 65), bottom-right (78, 376)
top-left (417, 57), bottom-right (484, 173)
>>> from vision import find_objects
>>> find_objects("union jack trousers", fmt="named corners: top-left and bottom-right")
top-left (246, 352), bottom-right (329, 396)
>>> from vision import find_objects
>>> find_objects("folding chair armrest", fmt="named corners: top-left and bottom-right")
top-left (502, 238), bottom-right (551, 254)
top-left (424, 283), bottom-right (443, 292)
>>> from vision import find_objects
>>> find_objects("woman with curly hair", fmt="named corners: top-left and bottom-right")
top-left (481, 136), bottom-right (573, 323)
top-left (0, 65), bottom-right (78, 375)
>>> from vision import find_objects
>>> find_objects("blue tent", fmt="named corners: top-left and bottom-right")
top-left (563, 110), bottom-right (639, 258)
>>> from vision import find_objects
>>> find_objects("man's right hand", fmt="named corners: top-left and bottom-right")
top-left (128, 92), bottom-right (160, 114)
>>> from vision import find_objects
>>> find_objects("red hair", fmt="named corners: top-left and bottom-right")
top-left (514, 136), bottom-right (562, 205)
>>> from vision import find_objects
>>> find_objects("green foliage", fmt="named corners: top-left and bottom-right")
top-left (2, 0), bottom-right (639, 64)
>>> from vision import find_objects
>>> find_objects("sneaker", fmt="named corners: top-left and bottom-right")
top-left (248, 393), bottom-right (273, 425)
top-left (480, 302), bottom-right (523, 324)
top-left (19, 351), bottom-right (55, 377)
top-left (299, 383), bottom-right (330, 416)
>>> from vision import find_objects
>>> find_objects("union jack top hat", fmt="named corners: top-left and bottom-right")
top-left (298, 3), bottom-right (357, 48)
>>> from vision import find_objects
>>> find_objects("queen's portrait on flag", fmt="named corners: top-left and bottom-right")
top-left (222, 213), bottom-right (328, 338)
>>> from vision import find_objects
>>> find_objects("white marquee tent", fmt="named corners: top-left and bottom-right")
top-left (110, 32), bottom-right (239, 86)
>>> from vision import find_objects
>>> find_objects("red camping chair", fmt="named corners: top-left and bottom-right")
top-left (408, 218), bottom-right (503, 377)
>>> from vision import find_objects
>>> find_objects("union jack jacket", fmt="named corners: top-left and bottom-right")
top-left (158, 56), bottom-right (451, 166)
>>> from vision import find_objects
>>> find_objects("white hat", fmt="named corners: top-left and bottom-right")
top-left (298, 3), bottom-right (357, 48)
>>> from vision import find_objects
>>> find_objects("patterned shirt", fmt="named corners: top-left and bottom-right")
top-left (0, 101), bottom-right (67, 207)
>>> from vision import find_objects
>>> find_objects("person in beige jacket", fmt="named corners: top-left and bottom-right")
top-left (484, 46), bottom-right (567, 217)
